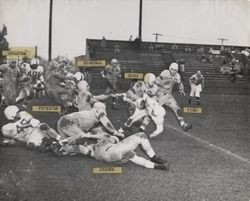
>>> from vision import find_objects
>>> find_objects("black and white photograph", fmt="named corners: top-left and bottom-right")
top-left (0, 0), bottom-right (249, 200)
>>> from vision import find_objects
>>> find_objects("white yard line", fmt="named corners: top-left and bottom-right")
top-left (165, 123), bottom-right (250, 166)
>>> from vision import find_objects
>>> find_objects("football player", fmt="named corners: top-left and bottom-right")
top-left (118, 81), bottom-right (166, 138)
top-left (26, 58), bottom-right (45, 97)
top-left (57, 101), bottom-right (124, 140)
top-left (155, 63), bottom-right (192, 131)
top-left (188, 70), bottom-right (204, 105)
top-left (101, 59), bottom-right (121, 109)
top-left (15, 63), bottom-right (33, 108)
top-left (0, 60), bottom-right (21, 105)
top-left (59, 132), bottom-right (169, 171)
top-left (45, 61), bottom-right (75, 108)
top-left (2, 105), bottom-right (61, 149)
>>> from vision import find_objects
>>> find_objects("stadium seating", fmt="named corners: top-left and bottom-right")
top-left (84, 39), bottom-right (249, 95)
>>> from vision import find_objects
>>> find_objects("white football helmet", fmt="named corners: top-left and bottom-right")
top-left (169, 62), bottom-right (179, 76)
top-left (4, 105), bottom-right (19, 120)
top-left (77, 80), bottom-right (89, 92)
top-left (144, 73), bottom-right (156, 87)
top-left (111, 59), bottom-right (119, 65)
top-left (93, 102), bottom-right (106, 114)
top-left (74, 72), bottom-right (85, 82)
top-left (31, 58), bottom-right (40, 65)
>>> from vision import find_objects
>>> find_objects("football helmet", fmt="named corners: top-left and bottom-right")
top-left (4, 105), bottom-right (19, 120)
top-left (144, 73), bottom-right (156, 87)
top-left (74, 72), bottom-right (85, 82)
top-left (169, 62), bottom-right (179, 76)
top-left (30, 58), bottom-right (40, 69)
top-left (111, 59), bottom-right (119, 65)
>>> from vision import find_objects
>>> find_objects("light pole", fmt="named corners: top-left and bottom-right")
top-left (48, 0), bottom-right (53, 61)
top-left (217, 38), bottom-right (228, 49)
top-left (152, 33), bottom-right (163, 43)
top-left (138, 0), bottom-right (143, 40)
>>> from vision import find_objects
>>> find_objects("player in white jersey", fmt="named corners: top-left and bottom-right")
top-left (154, 63), bottom-right (192, 131)
top-left (188, 70), bottom-right (204, 105)
top-left (2, 105), bottom-right (61, 149)
top-left (59, 132), bottom-right (168, 171)
top-left (57, 101), bottom-right (123, 139)
top-left (118, 80), bottom-right (166, 138)
top-left (25, 58), bottom-right (45, 97)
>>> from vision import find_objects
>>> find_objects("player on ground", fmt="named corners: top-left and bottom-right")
top-left (154, 63), bottom-right (192, 131)
top-left (57, 101), bottom-right (124, 141)
top-left (59, 132), bottom-right (168, 171)
top-left (1, 105), bottom-right (61, 149)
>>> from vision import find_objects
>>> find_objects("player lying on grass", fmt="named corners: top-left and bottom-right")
top-left (57, 101), bottom-right (124, 143)
top-left (58, 132), bottom-right (169, 171)
top-left (117, 81), bottom-right (166, 138)
top-left (1, 105), bottom-right (61, 150)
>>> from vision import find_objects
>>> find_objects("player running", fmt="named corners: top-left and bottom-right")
top-left (101, 59), bottom-right (122, 109)
top-left (154, 63), bottom-right (192, 131)
top-left (118, 81), bottom-right (166, 138)
top-left (25, 58), bottom-right (45, 97)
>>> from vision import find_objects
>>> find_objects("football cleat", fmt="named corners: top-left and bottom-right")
top-left (150, 155), bottom-right (167, 164)
top-left (112, 102), bottom-right (118, 110)
top-left (182, 123), bottom-right (192, 131)
top-left (50, 142), bottom-right (62, 156)
top-left (154, 164), bottom-right (169, 171)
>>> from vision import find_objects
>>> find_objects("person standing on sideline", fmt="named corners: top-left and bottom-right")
top-left (188, 70), bottom-right (204, 105)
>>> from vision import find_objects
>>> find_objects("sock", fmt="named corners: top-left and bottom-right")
top-left (130, 155), bottom-right (155, 169)
top-left (196, 97), bottom-right (200, 104)
top-left (146, 149), bottom-right (155, 158)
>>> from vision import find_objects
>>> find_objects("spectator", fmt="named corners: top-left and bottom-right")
top-left (134, 36), bottom-right (141, 49)
top-left (201, 53), bottom-right (206, 63)
top-left (114, 44), bottom-right (120, 54)
top-left (149, 43), bottom-right (154, 51)
top-left (188, 70), bottom-right (204, 105)
top-left (100, 36), bottom-right (106, 48)
top-left (172, 44), bottom-right (178, 51)
top-left (129, 35), bottom-right (133, 42)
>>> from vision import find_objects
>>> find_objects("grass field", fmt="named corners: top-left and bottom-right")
top-left (0, 91), bottom-right (250, 201)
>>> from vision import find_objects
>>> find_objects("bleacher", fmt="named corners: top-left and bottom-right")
top-left (84, 39), bottom-right (249, 95)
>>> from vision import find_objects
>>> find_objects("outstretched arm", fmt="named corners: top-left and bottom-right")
top-left (92, 94), bottom-right (111, 102)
